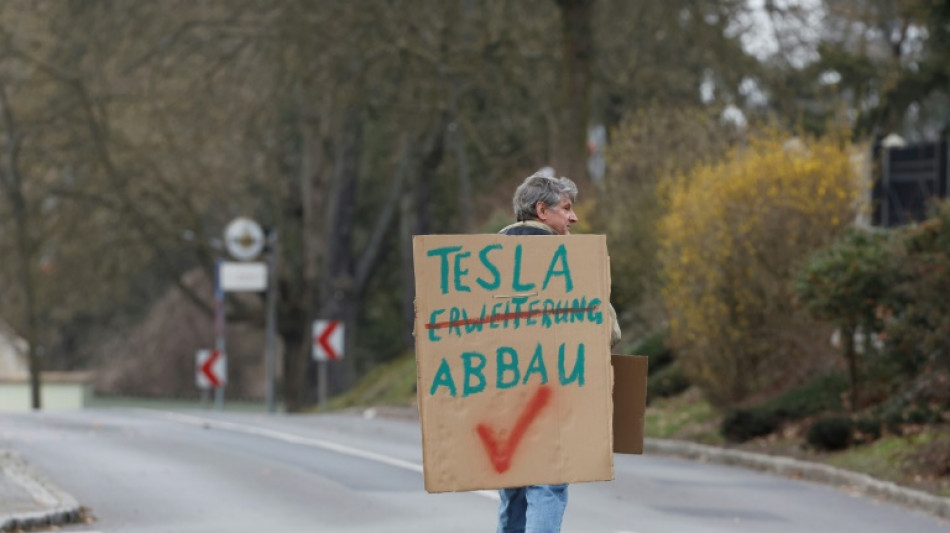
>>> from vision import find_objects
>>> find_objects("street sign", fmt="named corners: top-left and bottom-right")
top-left (224, 217), bottom-right (265, 261)
top-left (196, 349), bottom-right (227, 389)
top-left (219, 261), bottom-right (268, 292)
top-left (313, 320), bottom-right (344, 361)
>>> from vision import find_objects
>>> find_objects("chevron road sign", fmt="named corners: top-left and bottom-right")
top-left (313, 320), bottom-right (344, 362)
top-left (196, 349), bottom-right (227, 389)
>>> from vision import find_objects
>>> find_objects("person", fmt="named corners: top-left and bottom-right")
top-left (495, 171), bottom-right (621, 533)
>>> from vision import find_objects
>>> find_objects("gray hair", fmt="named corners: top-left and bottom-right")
top-left (512, 172), bottom-right (578, 221)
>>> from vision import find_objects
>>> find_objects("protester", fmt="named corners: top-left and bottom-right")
top-left (495, 171), bottom-right (621, 533)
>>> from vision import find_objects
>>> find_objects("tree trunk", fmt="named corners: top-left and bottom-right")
top-left (843, 325), bottom-right (858, 411)
top-left (555, 0), bottom-right (593, 183)
top-left (318, 104), bottom-right (362, 396)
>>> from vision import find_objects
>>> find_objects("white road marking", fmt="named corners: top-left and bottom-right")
top-left (148, 410), bottom-right (500, 502)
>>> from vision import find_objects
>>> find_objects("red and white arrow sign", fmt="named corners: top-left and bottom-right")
top-left (196, 349), bottom-right (227, 389)
top-left (313, 320), bottom-right (344, 361)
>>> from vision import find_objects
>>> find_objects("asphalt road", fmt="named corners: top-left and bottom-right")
top-left (1, 408), bottom-right (947, 533)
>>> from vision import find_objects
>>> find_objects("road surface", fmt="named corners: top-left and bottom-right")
top-left (1, 408), bottom-right (947, 532)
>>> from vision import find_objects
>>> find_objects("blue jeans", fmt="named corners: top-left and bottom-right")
top-left (497, 484), bottom-right (568, 533)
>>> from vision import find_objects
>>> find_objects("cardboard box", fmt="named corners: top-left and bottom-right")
top-left (612, 355), bottom-right (648, 454)
top-left (413, 234), bottom-right (615, 493)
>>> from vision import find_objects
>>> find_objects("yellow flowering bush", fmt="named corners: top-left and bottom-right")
top-left (658, 131), bottom-right (863, 405)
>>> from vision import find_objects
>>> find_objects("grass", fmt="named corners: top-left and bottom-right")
top-left (825, 434), bottom-right (914, 483)
top-left (322, 353), bottom-right (418, 411)
top-left (826, 428), bottom-right (950, 496)
top-left (644, 387), bottom-right (724, 444)
top-left (304, 350), bottom-right (950, 499)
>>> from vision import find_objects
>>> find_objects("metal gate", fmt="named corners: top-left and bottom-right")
top-left (873, 139), bottom-right (949, 227)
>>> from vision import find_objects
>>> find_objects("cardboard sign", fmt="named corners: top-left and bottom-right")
top-left (612, 355), bottom-right (648, 454)
top-left (413, 234), bottom-right (615, 493)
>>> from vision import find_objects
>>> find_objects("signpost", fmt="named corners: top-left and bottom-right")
top-left (313, 319), bottom-right (344, 406)
top-left (204, 216), bottom-right (278, 412)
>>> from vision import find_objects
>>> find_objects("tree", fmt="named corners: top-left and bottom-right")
top-left (599, 106), bottom-right (736, 334)
top-left (795, 229), bottom-right (894, 410)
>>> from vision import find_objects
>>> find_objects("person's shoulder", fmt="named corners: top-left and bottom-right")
top-left (498, 221), bottom-right (555, 236)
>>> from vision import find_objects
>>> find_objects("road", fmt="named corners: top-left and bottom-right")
top-left (1, 408), bottom-right (947, 533)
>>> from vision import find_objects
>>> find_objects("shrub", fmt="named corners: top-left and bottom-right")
top-left (806, 416), bottom-right (854, 451)
top-left (630, 331), bottom-right (673, 375)
top-left (659, 130), bottom-right (861, 405)
top-left (720, 407), bottom-right (779, 443)
top-left (854, 417), bottom-right (882, 443)
top-left (602, 107), bottom-right (733, 314)
top-left (795, 229), bottom-right (895, 410)
top-left (647, 363), bottom-right (690, 403)
top-left (883, 201), bottom-right (950, 377)
top-left (883, 410), bottom-right (905, 436)
top-left (758, 373), bottom-right (847, 420)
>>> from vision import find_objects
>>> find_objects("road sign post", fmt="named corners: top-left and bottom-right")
top-left (313, 319), bottom-right (344, 406)
top-left (264, 228), bottom-right (279, 414)
top-left (209, 217), bottom-right (277, 413)
top-left (213, 260), bottom-right (227, 410)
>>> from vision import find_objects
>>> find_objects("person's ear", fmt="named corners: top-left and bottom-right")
top-left (535, 201), bottom-right (548, 219)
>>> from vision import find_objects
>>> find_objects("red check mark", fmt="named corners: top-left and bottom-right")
top-left (476, 386), bottom-right (552, 473)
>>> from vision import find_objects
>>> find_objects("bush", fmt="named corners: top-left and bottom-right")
top-left (758, 373), bottom-right (847, 420)
top-left (630, 331), bottom-right (673, 375)
top-left (659, 130), bottom-right (861, 405)
top-left (883, 410), bottom-right (905, 436)
top-left (647, 363), bottom-right (690, 403)
top-left (806, 416), bottom-right (854, 451)
top-left (854, 417), bottom-right (882, 443)
top-left (795, 229), bottom-right (895, 409)
top-left (717, 372), bottom-right (847, 442)
top-left (882, 202), bottom-right (950, 376)
top-left (720, 407), bottom-right (779, 443)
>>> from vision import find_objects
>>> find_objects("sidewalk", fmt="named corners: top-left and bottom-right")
top-left (0, 450), bottom-right (82, 532)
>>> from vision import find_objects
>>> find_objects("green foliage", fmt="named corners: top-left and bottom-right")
top-left (758, 373), bottom-right (848, 420)
top-left (325, 353), bottom-right (417, 410)
top-left (882, 201), bottom-right (950, 376)
top-left (806, 416), bottom-right (854, 451)
top-left (795, 228), bottom-right (894, 329)
top-left (854, 416), bottom-right (882, 443)
top-left (717, 372), bottom-right (847, 443)
top-left (628, 331), bottom-right (673, 375)
top-left (795, 228), bottom-right (895, 410)
top-left (644, 389), bottom-right (722, 443)
top-left (720, 407), bottom-right (778, 443)
top-left (647, 363), bottom-right (690, 404)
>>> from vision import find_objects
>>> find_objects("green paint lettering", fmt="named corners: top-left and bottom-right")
top-left (462, 351), bottom-right (487, 396)
top-left (453, 251), bottom-right (472, 293)
top-left (542, 244), bottom-right (573, 292)
top-left (558, 342), bottom-right (585, 386)
top-left (427, 245), bottom-right (462, 294)
top-left (511, 244), bottom-right (536, 292)
top-left (496, 346), bottom-right (520, 390)
top-left (429, 358), bottom-right (457, 396)
top-left (428, 309), bottom-right (444, 342)
top-left (522, 343), bottom-right (549, 385)
top-left (476, 244), bottom-right (502, 291)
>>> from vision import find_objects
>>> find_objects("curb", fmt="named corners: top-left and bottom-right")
top-left (644, 438), bottom-right (950, 521)
top-left (0, 450), bottom-right (82, 532)
top-left (361, 407), bottom-right (950, 520)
